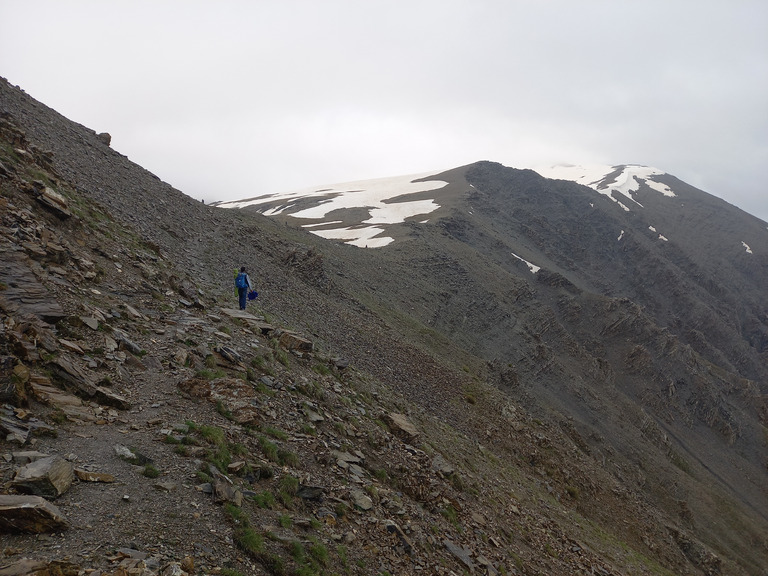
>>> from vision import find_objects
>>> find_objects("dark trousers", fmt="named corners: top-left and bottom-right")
top-left (238, 287), bottom-right (247, 310)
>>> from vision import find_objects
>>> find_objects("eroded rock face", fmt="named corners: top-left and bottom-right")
top-left (0, 251), bottom-right (66, 324)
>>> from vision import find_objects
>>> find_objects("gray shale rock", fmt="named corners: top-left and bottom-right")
top-left (383, 412), bottom-right (419, 443)
top-left (11, 455), bottom-right (74, 498)
top-left (0, 494), bottom-right (69, 533)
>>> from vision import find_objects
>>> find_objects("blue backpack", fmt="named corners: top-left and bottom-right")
top-left (235, 273), bottom-right (248, 289)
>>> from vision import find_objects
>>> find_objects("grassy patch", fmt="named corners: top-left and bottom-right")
top-left (263, 426), bottom-right (289, 440)
top-left (196, 368), bottom-right (227, 380)
top-left (234, 525), bottom-right (265, 556)
top-left (200, 425), bottom-right (226, 445)
top-left (312, 362), bottom-right (331, 376)
top-left (142, 464), bottom-right (161, 478)
top-left (278, 474), bottom-right (299, 508)
top-left (259, 436), bottom-right (279, 462)
top-left (207, 444), bottom-right (232, 473)
top-left (252, 490), bottom-right (276, 509)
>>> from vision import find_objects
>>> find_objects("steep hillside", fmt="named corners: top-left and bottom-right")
top-left (305, 162), bottom-right (768, 573)
top-left (1, 76), bottom-right (766, 576)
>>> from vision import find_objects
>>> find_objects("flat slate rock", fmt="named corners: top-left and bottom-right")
top-left (383, 412), bottom-right (420, 443)
top-left (74, 469), bottom-right (116, 483)
top-left (219, 308), bottom-right (263, 321)
top-left (0, 494), bottom-right (69, 533)
top-left (444, 539), bottom-right (475, 571)
top-left (0, 558), bottom-right (79, 576)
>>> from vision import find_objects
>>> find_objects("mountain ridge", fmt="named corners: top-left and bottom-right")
top-left (1, 76), bottom-right (767, 575)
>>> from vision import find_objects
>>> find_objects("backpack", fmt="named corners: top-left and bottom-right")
top-left (235, 272), bottom-right (248, 289)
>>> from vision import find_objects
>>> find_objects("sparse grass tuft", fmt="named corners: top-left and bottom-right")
top-left (200, 425), bottom-right (226, 446)
top-left (263, 426), bottom-right (288, 440)
top-left (252, 490), bottom-right (276, 509)
top-left (142, 464), bottom-right (161, 478)
top-left (234, 525), bottom-right (264, 556)
top-left (278, 474), bottom-right (299, 508)
top-left (196, 368), bottom-right (226, 380)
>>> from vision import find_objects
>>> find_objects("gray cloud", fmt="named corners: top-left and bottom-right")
top-left (1, 0), bottom-right (766, 220)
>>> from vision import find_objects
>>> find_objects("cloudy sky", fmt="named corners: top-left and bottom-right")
top-left (1, 0), bottom-right (767, 220)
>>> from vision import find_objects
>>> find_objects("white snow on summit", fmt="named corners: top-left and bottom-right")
top-left (217, 172), bottom-right (448, 248)
top-left (215, 162), bottom-right (682, 249)
top-left (535, 164), bottom-right (675, 210)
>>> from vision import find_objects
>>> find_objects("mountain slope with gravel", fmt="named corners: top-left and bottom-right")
top-left (1, 76), bottom-right (767, 576)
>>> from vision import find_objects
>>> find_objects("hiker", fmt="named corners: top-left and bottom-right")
top-left (235, 266), bottom-right (253, 310)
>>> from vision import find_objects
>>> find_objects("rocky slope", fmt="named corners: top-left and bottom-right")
top-left (0, 76), bottom-right (766, 576)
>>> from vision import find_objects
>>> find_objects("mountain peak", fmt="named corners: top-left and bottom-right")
top-left (216, 162), bottom-right (687, 247)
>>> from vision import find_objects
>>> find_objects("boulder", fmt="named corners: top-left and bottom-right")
top-left (384, 520), bottom-right (414, 554)
top-left (383, 412), bottom-right (419, 443)
top-left (79, 316), bottom-right (100, 330)
top-left (28, 377), bottom-right (98, 423)
top-left (444, 540), bottom-right (475, 571)
top-left (213, 479), bottom-right (243, 506)
top-left (114, 444), bottom-right (152, 466)
top-left (36, 186), bottom-right (71, 218)
top-left (431, 454), bottom-right (455, 477)
top-left (278, 331), bottom-right (313, 353)
top-left (332, 450), bottom-right (363, 465)
top-left (297, 485), bottom-right (325, 502)
top-left (0, 494), bottom-right (69, 533)
top-left (12, 455), bottom-right (74, 498)
top-left (350, 489), bottom-right (373, 511)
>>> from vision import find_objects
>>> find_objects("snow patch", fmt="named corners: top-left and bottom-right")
top-left (659, 235), bottom-right (668, 242)
top-left (302, 220), bottom-right (343, 228)
top-left (649, 225), bottom-right (657, 232)
top-left (364, 199), bottom-right (440, 224)
top-left (511, 252), bottom-right (540, 274)
top-left (312, 225), bottom-right (394, 248)
top-left (618, 230), bottom-right (624, 241)
top-left (742, 241), bottom-right (753, 254)
top-left (535, 164), bottom-right (675, 212)
top-left (216, 171), bottom-right (447, 248)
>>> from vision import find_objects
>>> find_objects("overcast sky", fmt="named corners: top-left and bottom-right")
top-left (1, 0), bottom-right (767, 221)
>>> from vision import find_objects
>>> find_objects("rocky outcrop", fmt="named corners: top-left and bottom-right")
top-left (0, 251), bottom-right (65, 324)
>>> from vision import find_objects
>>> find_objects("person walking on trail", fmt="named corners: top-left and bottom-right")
top-left (235, 266), bottom-right (253, 310)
